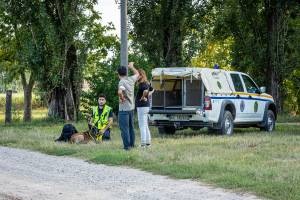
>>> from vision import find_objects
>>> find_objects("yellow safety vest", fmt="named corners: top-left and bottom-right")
top-left (92, 105), bottom-right (112, 131)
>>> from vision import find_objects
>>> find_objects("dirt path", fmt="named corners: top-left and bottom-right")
top-left (0, 146), bottom-right (262, 200)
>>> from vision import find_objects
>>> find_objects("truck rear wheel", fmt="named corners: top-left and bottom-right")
top-left (158, 126), bottom-right (176, 134)
top-left (219, 111), bottom-right (234, 135)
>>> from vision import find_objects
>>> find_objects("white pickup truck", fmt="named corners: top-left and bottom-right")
top-left (149, 68), bottom-right (276, 135)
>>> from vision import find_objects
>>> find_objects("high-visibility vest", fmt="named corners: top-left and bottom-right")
top-left (92, 105), bottom-right (112, 130)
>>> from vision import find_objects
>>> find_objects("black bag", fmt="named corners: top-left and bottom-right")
top-left (55, 124), bottom-right (78, 142)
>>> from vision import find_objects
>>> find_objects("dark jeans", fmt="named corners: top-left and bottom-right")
top-left (118, 110), bottom-right (135, 150)
top-left (102, 129), bottom-right (111, 140)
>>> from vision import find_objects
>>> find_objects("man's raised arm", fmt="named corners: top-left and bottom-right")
top-left (128, 62), bottom-right (139, 77)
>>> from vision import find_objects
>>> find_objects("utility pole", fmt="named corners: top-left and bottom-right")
top-left (120, 0), bottom-right (128, 75)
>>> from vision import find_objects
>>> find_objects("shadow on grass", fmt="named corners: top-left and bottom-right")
top-left (158, 127), bottom-right (258, 138)
top-left (158, 123), bottom-right (300, 139)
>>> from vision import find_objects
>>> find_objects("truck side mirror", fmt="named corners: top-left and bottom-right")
top-left (260, 86), bottom-right (266, 93)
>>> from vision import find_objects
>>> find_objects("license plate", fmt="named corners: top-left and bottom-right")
top-left (170, 115), bottom-right (189, 121)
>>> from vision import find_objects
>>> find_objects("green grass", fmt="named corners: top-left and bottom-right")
top-left (0, 117), bottom-right (300, 200)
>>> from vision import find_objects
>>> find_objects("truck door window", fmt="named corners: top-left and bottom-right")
top-left (242, 75), bottom-right (259, 94)
top-left (230, 73), bottom-right (244, 92)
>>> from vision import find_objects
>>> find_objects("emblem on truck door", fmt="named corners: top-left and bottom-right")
top-left (254, 101), bottom-right (258, 112)
top-left (217, 81), bottom-right (222, 89)
top-left (240, 100), bottom-right (245, 112)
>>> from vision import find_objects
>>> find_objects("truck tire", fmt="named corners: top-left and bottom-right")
top-left (158, 126), bottom-right (176, 134)
top-left (260, 110), bottom-right (275, 132)
top-left (218, 111), bottom-right (234, 135)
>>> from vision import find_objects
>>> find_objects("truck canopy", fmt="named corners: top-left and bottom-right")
top-left (152, 67), bottom-right (233, 94)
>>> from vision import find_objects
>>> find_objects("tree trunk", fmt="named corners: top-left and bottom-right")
top-left (48, 87), bottom-right (66, 119)
top-left (5, 90), bottom-right (12, 124)
top-left (47, 85), bottom-right (78, 120)
top-left (47, 44), bottom-right (81, 121)
top-left (265, 0), bottom-right (288, 113)
top-left (21, 72), bottom-right (35, 122)
top-left (161, 0), bottom-right (184, 67)
top-left (23, 86), bottom-right (33, 122)
top-left (45, 1), bottom-right (81, 121)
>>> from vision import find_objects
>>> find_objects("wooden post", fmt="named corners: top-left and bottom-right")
top-left (5, 90), bottom-right (12, 124)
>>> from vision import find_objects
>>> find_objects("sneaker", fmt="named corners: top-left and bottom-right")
top-left (146, 143), bottom-right (151, 147)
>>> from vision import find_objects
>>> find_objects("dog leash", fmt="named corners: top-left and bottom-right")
top-left (89, 125), bottom-right (103, 143)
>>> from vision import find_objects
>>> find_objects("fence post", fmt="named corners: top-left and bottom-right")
top-left (5, 90), bottom-right (12, 124)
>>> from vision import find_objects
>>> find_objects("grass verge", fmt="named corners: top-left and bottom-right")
top-left (0, 120), bottom-right (299, 200)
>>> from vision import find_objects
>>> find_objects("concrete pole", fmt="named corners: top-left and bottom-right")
top-left (120, 0), bottom-right (128, 75)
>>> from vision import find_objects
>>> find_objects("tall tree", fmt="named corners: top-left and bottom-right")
top-left (41, 0), bottom-right (83, 121)
top-left (0, 0), bottom-right (42, 122)
top-left (128, 0), bottom-right (209, 67)
top-left (41, 0), bottom-right (117, 121)
top-left (264, 0), bottom-right (295, 112)
top-left (211, 0), bottom-right (299, 112)
top-left (1, 0), bottom-right (114, 121)
top-left (40, 0), bottom-right (119, 120)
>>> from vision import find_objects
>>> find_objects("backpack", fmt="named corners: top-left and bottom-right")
top-left (55, 124), bottom-right (78, 142)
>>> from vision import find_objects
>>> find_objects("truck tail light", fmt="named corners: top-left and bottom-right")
top-left (204, 96), bottom-right (212, 110)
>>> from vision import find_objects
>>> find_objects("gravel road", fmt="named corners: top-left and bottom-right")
top-left (0, 146), bottom-right (262, 200)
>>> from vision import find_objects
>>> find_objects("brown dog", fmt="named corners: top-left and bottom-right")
top-left (70, 131), bottom-right (97, 144)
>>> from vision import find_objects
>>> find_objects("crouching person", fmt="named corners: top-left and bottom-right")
top-left (89, 94), bottom-right (113, 141)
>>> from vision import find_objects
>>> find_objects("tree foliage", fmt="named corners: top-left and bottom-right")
top-left (1, 0), bottom-right (300, 118)
top-left (128, 0), bottom-right (210, 67)
top-left (0, 0), bottom-right (118, 121)
top-left (195, 0), bottom-right (300, 113)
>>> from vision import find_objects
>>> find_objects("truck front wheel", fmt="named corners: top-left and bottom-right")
top-left (260, 110), bottom-right (275, 132)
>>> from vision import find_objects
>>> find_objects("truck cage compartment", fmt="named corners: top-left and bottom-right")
top-left (151, 78), bottom-right (204, 109)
